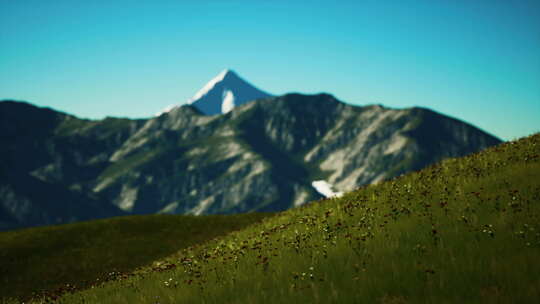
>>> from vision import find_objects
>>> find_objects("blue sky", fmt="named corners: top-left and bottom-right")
top-left (1, 0), bottom-right (539, 141)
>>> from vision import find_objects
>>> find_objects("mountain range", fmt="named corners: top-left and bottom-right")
top-left (0, 71), bottom-right (502, 231)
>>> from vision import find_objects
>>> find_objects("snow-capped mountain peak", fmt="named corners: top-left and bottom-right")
top-left (188, 69), bottom-right (232, 103)
top-left (186, 69), bottom-right (272, 115)
top-left (156, 69), bottom-right (271, 116)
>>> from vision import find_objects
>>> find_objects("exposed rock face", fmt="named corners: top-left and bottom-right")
top-left (0, 95), bottom-right (501, 230)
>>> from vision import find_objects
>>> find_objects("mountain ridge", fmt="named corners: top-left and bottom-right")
top-left (0, 94), bottom-right (501, 230)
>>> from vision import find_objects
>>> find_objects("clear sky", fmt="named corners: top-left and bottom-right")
top-left (1, 0), bottom-right (539, 141)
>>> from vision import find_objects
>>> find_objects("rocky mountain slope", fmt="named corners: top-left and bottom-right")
top-left (0, 95), bottom-right (501, 230)
top-left (0, 101), bottom-right (144, 230)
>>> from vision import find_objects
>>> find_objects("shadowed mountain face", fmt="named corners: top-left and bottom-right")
top-left (0, 101), bottom-right (145, 230)
top-left (0, 95), bottom-right (501, 230)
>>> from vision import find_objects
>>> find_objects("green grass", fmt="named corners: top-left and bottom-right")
top-left (6, 133), bottom-right (540, 303)
top-left (0, 213), bottom-right (273, 302)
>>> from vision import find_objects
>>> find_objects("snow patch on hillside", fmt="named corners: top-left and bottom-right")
top-left (221, 90), bottom-right (235, 113)
top-left (312, 180), bottom-right (343, 198)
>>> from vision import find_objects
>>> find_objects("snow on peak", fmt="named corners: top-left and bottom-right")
top-left (186, 69), bottom-right (272, 115)
top-left (156, 69), bottom-right (271, 116)
top-left (188, 69), bottom-right (234, 104)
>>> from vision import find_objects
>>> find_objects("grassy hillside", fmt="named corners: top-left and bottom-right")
top-left (0, 213), bottom-right (272, 302)
top-left (6, 133), bottom-right (540, 303)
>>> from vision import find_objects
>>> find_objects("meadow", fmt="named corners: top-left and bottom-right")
top-left (0, 213), bottom-right (272, 302)
top-left (3, 133), bottom-right (540, 303)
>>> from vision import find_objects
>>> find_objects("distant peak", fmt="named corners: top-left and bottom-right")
top-left (181, 69), bottom-right (272, 115)
top-left (188, 69), bottom-right (243, 103)
top-left (215, 69), bottom-right (230, 80)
